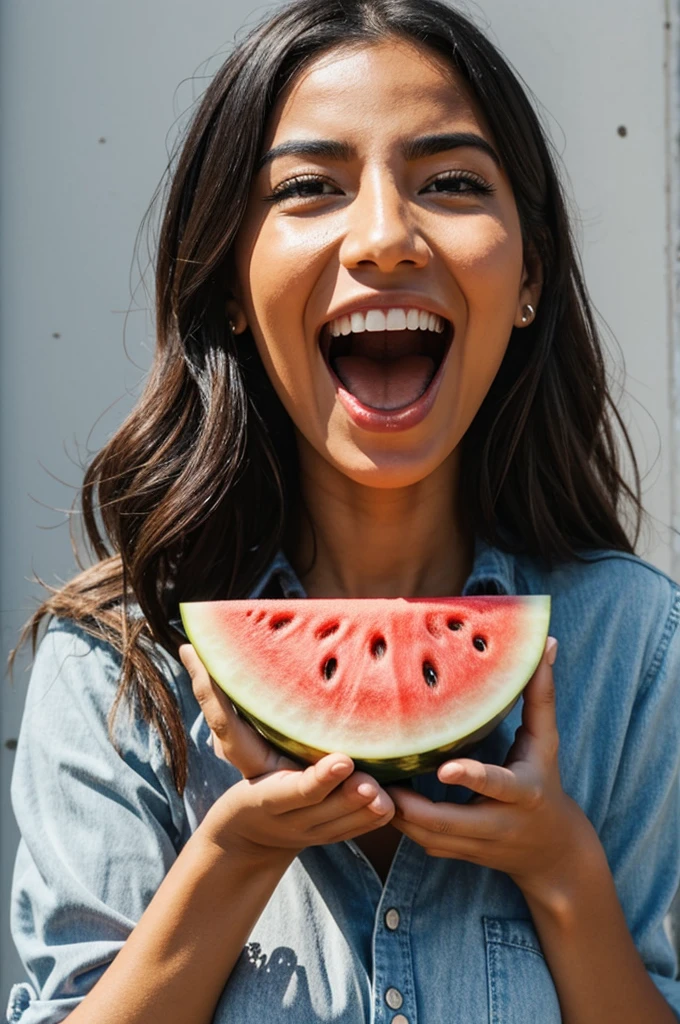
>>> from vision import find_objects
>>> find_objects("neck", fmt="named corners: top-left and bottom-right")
top-left (288, 443), bottom-right (472, 599)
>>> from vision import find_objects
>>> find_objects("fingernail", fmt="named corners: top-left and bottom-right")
top-left (357, 781), bottom-right (376, 798)
top-left (369, 794), bottom-right (388, 814)
top-left (546, 637), bottom-right (558, 666)
top-left (439, 762), bottom-right (461, 781)
top-left (331, 760), bottom-right (351, 776)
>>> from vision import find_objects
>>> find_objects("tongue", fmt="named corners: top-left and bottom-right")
top-left (333, 355), bottom-right (435, 410)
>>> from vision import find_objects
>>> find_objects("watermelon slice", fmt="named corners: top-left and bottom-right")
top-left (180, 596), bottom-right (550, 781)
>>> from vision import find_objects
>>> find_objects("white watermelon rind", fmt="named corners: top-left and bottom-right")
top-left (181, 596), bottom-right (551, 779)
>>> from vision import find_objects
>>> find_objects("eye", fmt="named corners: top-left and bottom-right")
top-left (421, 171), bottom-right (495, 197)
top-left (263, 174), bottom-right (341, 204)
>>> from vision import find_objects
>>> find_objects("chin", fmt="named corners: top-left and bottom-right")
top-left (323, 435), bottom-right (459, 491)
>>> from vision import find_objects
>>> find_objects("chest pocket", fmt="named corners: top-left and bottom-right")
top-left (484, 917), bottom-right (562, 1024)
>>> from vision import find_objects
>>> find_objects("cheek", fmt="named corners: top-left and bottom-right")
top-left (237, 223), bottom-right (324, 365)
top-left (450, 216), bottom-right (523, 348)
top-left (240, 216), bottom-right (337, 331)
top-left (437, 216), bottom-right (523, 433)
top-left (443, 214), bottom-right (523, 290)
top-left (233, 218), bottom-right (335, 436)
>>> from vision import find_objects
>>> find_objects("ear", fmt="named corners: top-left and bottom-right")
top-left (513, 247), bottom-right (543, 329)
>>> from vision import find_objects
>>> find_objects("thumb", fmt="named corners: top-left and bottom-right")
top-left (520, 636), bottom-right (559, 750)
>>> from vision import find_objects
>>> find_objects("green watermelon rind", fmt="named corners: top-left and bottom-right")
top-left (230, 694), bottom-right (523, 782)
top-left (180, 595), bottom-right (551, 781)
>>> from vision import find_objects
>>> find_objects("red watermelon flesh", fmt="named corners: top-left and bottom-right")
top-left (180, 596), bottom-right (550, 781)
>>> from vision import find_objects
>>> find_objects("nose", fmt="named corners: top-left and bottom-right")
top-left (339, 166), bottom-right (430, 273)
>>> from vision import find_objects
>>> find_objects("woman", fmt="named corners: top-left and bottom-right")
top-left (7, 0), bottom-right (680, 1021)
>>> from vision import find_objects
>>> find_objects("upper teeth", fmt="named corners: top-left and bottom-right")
top-left (328, 307), bottom-right (445, 337)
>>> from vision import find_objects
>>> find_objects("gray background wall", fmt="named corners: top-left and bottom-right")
top-left (1, 0), bottom-right (678, 1004)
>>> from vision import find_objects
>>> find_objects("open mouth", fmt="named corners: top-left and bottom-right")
top-left (319, 309), bottom-right (453, 413)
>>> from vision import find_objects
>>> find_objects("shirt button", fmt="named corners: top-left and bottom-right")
top-left (392, 1015), bottom-right (409, 1024)
top-left (385, 987), bottom-right (404, 1010)
top-left (384, 908), bottom-right (400, 930)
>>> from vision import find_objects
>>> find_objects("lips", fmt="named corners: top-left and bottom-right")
top-left (319, 317), bottom-right (453, 414)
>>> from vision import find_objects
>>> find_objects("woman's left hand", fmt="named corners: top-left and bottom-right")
top-left (388, 637), bottom-right (600, 900)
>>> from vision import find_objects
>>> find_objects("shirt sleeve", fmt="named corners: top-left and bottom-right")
top-left (6, 620), bottom-right (186, 1024)
top-left (599, 578), bottom-right (680, 1016)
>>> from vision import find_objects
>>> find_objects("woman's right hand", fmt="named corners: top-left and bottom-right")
top-left (179, 644), bottom-right (395, 863)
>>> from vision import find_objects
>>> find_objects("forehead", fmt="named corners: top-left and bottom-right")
top-left (265, 38), bottom-right (490, 147)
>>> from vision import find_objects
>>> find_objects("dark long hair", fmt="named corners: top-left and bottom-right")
top-left (11, 0), bottom-right (642, 791)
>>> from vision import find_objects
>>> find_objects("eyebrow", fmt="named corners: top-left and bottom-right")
top-left (256, 131), bottom-right (501, 172)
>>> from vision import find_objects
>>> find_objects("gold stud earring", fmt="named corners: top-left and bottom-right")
top-left (521, 303), bottom-right (536, 325)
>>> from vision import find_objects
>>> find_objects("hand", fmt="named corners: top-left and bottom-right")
top-left (388, 637), bottom-right (599, 900)
top-left (179, 645), bottom-right (395, 863)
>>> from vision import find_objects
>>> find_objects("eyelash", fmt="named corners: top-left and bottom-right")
top-left (263, 170), bottom-right (496, 204)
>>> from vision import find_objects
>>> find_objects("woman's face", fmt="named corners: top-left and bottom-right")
top-left (233, 37), bottom-right (539, 488)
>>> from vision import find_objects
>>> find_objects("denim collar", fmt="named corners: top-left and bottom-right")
top-left (462, 536), bottom-right (518, 596)
top-left (248, 536), bottom-right (518, 599)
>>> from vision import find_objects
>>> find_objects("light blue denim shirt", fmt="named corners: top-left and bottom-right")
top-left (7, 539), bottom-right (680, 1023)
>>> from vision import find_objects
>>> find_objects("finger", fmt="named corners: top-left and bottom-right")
top-left (519, 636), bottom-right (559, 753)
top-left (307, 790), bottom-right (395, 841)
top-left (286, 772), bottom-right (391, 827)
top-left (180, 645), bottom-right (295, 778)
top-left (437, 759), bottom-right (522, 803)
top-left (262, 754), bottom-right (357, 813)
top-left (389, 785), bottom-right (503, 839)
top-left (391, 812), bottom-right (490, 860)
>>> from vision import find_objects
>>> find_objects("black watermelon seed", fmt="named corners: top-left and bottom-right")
top-left (271, 616), bottom-right (293, 630)
top-left (371, 637), bottom-right (387, 659)
top-left (447, 619), bottom-right (463, 631)
top-left (473, 636), bottom-right (487, 652)
top-left (423, 661), bottom-right (438, 687)
top-left (323, 657), bottom-right (338, 680)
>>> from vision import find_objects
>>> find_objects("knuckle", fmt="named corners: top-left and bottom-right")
top-left (522, 782), bottom-right (545, 811)
top-left (537, 688), bottom-right (555, 712)
top-left (210, 710), bottom-right (231, 738)
top-left (433, 815), bottom-right (453, 837)
top-left (543, 672), bottom-right (556, 697)
top-left (189, 668), bottom-right (212, 706)
top-left (298, 765), bottom-right (323, 801)
top-left (204, 696), bottom-right (230, 737)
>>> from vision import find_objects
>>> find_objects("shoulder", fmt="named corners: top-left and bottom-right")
top-left (22, 618), bottom-right (124, 725)
top-left (28, 616), bottom-right (123, 686)
top-left (513, 551), bottom-right (680, 828)
top-left (27, 615), bottom-right (184, 704)
top-left (517, 549), bottom-right (680, 680)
